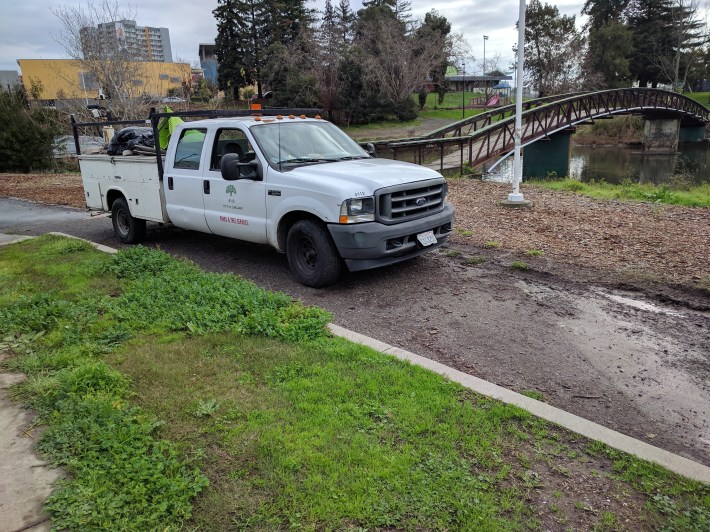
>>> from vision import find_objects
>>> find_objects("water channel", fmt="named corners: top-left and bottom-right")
top-left (485, 142), bottom-right (710, 185)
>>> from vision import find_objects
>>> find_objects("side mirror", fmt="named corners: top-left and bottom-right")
top-left (365, 143), bottom-right (376, 157)
top-left (221, 153), bottom-right (262, 181)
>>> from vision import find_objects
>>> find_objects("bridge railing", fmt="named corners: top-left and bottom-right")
top-left (368, 88), bottom-right (709, 174)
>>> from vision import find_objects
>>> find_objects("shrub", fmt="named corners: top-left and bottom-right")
top-left (393, 98), bottom-right (418, 122)
top-left (0, 86), bottom-right (62, 172)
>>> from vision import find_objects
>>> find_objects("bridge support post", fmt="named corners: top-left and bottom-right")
top-left (522, 129), bottom-right (573, 179)
top-left (643, 118), bottom-right (680, 154)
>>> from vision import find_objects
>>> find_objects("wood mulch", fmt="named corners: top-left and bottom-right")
top-left (447, 179), bottom-right (710, 284)
top-left (2, 172), bottom-right (709, 285)
top-left (0, 173), bottom-right (85, 208)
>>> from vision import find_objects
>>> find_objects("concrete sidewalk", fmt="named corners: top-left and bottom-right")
top-left (0, 360), bottom-right (59, 532)
top-left (1, 235), bottom-right (60, 531)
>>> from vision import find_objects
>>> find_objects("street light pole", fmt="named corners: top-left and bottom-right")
top-left (507, 0), bottom-right (529, 205)
top-left (483, 35), bottom-right (488, 100)
top-left (461, 61), bottom-right (466, 119)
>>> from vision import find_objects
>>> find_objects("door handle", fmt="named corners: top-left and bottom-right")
top-left (168, 176), bottom-right (174, 190)
top-left (203, 180), bottom-right (210, 194)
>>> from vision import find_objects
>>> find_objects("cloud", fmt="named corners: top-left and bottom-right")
top-left (0, 0), bottom-right (587, 74)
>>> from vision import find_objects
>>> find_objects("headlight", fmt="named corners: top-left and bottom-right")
top-left (339, 197), bottom-right (375, 223)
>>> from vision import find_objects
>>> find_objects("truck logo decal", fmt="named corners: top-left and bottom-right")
top-left (226, 185), bottom-right (237, 196)
top-left (268, 190), bottom-right (281, 197)
top-left (415, 197), bottom-right (427, 206)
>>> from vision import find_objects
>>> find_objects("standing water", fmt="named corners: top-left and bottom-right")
top-left (485, 143), bottom-right (710, 185)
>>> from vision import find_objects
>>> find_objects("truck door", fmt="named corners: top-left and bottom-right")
top-left (164, 127), bottom-right (210, 233)
top-left (202, 128), bottom-right (268, 244)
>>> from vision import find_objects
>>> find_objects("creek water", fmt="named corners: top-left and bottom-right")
top-left (485, 142), bottom-right (710, 185)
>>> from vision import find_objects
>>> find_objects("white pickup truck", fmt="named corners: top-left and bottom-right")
top-left (75, 110), bottom-right (454, 287)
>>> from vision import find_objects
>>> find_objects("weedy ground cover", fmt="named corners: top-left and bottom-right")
top-left (530, 178), bottom-right (710, 207)
top-left (1, 235), bottom-right (708, 530)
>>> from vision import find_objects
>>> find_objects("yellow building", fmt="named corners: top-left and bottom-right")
top-left (17, 59), bottom-right (191, 100)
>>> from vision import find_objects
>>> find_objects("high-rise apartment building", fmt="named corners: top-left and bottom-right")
top-left (81, 19), bottom-right (173, 63)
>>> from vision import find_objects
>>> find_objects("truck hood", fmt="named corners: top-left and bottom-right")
top-left (286, 158), bottom-right (443, 192)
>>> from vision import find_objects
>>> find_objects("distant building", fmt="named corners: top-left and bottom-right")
top-left (199, 43), bottom-right (218, 86)
top-left (17, 59), bottom-right (190, 101)
top-left (0, 70), bottom-right (20, 90)
top-left (81, 19), bottom-right (173, 63)
top-left (446, 74), bottom-right (512, 92)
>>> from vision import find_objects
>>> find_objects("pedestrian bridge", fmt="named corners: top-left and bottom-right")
top-left (370, 89), bottom-right (709, 175)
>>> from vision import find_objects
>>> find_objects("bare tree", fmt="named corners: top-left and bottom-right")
top-left (361, 15), bottom-right (450, 110)
top-left (51, 0), bottom-right (148, 118)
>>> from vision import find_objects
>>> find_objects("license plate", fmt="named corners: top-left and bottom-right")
top-left (416, 230), bottom-right (437, 247)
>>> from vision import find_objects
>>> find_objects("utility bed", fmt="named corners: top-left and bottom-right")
top-left (79, 154), bottom-right (167, 223)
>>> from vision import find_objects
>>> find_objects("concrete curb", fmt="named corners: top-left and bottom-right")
top-left (328, 323), bottom-right (710, 484)
top-left (0, 234), bottom-right (32, 247)
top-left (48, 232), bottom-right (118, 254)
top-left (3, 233), bottom-right (708, 485)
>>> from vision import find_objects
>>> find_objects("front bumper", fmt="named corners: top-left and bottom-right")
top-left (327, 203), bottom-right (455, 272)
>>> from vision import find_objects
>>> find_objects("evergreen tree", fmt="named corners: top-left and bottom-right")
top-left (214, 0), bottom-right (269, 98)
top-left (586, 20), bottom-right (634, 87)
top-left (582, 0), bottom-right (630, 29)
top-left (335, 0), bottom-right (355, 45)
top-left (627, 0), bottom-right (673, 87)
top-left (420, 10), bottom-right (451, 105)
top-left (0, 86), bottom-right (61, 172)
top-left (214, 0), bottom-right (312, 98)
top-left (625, 0), bottom-right (704, 88)
top-left (314, 0), bottom-right (344, 118)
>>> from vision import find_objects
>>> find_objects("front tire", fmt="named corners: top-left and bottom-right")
top-left (112, 197), bottom-right (146, 244)
top-left (286, 220), bottom-right (342, 288)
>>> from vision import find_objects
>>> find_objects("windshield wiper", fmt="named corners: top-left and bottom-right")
top-left (335, 155), bottom-right (368, 161)
top-left (277, 157), bottom-right (337, 165)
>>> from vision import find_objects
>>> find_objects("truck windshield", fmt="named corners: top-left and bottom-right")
top-left (250, 121), bottom-right (370, 168)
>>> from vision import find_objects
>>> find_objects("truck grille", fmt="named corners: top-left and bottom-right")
top-left (377, 179), bottom-right (447, 224)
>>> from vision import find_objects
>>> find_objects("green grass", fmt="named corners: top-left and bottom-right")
top-left (462, 256), bottom-right (486, 266)
top-left (341, 92), bottom-right (492, 138)
top-left (683, 91), bottom-right (710, 108)
top-left (419, 92), bottom-right (488, 121)
top-left (1, 235), bottom-right (708, 530)
top-left (529, 178), bottom-right (710, 207)
top-left (342, 118), bottom-right (422, 136)
top-left (510, 260), bottom-right (530, 270)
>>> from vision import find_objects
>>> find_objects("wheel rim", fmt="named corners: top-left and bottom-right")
top-left (116, 209), bottom-right (130, 236)
top-left (297, 237), bottom-right (317, 271)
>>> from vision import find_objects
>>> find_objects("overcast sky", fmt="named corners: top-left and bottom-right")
top-left (0, 0), bottom-right (588, 74)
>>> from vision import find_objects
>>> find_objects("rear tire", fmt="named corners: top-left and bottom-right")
top-left (286, 220), bottom-right (342, 288)
top-left (112, 197), bottom-right (146, 244)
